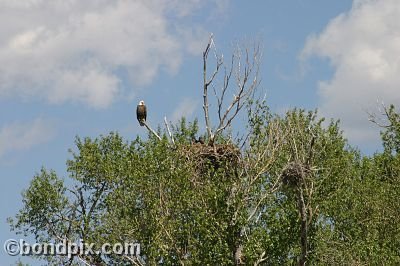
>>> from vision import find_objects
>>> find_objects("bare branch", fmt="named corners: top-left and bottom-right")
top-left (164, 116), bottom-right (175, 145)
top-left (201, 36), bottom-right (262, 146)
top-left (214, 41), bottom-right (262, 141)
top-left (247, 193), bottom-right (269, 223)
top-left (76, 256), bottom-right (92, 266)
top-left (254, 251), bottom-right (267, 266)
top-left (123, 255), bottom-right (145, 266)
top-left (203, 34), bottom-right (215, 141)
top-left (218, 55), bottom-right (234, 121)
top-left (367, 102), bottom-right (391, 128)
top-left (142, 121), bottom-right (162, 141)
top-left (87, 181), bottom-right (107, 223)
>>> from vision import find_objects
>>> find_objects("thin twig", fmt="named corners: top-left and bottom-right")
top-left (367, 102), bottom-right (391, 128)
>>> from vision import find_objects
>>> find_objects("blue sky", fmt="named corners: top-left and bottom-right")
top-left (2, 0), bottom-right (400, 264)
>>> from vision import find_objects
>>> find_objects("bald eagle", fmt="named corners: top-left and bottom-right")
top-left (136, 100), bottom-right (147, 126)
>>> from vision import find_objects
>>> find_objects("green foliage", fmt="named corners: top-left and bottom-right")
top-left (312, 105), bottom-right (400, 265)
top-left (9, 168), bottom-right (68, 241)
top-left (14, 259), bottom-right (30, 266)
top-left (381, 104), bottom-right (400, 154)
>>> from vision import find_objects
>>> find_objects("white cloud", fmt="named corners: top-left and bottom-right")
top-left (301, 0), bottom-right (400, 147)
top-left (0, 118), bottom-right (56, 157)
top-left (0, 0), bottom-right (226, 108)
top-left (171, 98), bottom-right (198, 122)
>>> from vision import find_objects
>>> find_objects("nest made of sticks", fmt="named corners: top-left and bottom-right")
top-left (179, 142), bottom-right (241, 174)
top-left (282, 161), bottom-right (310, 188)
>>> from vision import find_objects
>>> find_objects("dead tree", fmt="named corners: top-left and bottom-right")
top-left (368, 102), bottom-right (399, 129)
top-left (201, 34), bottom-right (266, 265)
top-left (202, 34), bottom-right (261, 145)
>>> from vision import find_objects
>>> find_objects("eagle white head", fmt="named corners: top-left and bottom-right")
top-left (139, 100), bottom-right (145, 106)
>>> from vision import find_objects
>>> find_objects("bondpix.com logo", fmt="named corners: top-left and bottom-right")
top-left (4, 238), bottom-right (140, 258)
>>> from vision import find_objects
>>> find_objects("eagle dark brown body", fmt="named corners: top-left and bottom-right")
top-left (136, 100), bottom-right (147, 126)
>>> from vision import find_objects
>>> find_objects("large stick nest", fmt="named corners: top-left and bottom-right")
top-left (282, 161), bottom-right (310, 188)
top-left (179, 143), bottom-right (241, 174)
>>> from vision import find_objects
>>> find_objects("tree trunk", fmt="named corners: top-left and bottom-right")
top-left (298, 186), bottom-right (308, 266)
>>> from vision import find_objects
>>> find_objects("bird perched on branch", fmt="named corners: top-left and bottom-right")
top-left (136, 100), bottom-right (147, 126)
